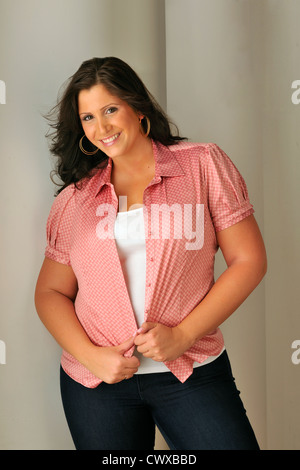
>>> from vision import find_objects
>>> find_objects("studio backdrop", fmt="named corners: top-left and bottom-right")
top-left (0, 0), bottom-right (299, 450)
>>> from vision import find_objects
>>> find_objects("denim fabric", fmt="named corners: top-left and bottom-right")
top-left (60, 351), bottom-right (259, 450)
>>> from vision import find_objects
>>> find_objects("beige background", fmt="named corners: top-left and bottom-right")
top-left (0, 0), bottom-right (299, 450)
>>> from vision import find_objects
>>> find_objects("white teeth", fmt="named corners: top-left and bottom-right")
top-left (102, 133), bottom-right (120, 143)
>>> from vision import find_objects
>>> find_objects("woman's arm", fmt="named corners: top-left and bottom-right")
top-left (134, 215), bottom-right (267, 361)
top-left (35, 258), bottom-right (140, 383)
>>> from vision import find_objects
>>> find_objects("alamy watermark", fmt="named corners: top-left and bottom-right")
top-left (0, 80), bottom-right (6, 104)
top-left (291, 340), bottom-right (300, 365)
top-left (96, 197), bottom-right (205, 250)
top-left (0, 340), bottom-right (6, 365)
top-left (291, 80), bottom-right (300, 104)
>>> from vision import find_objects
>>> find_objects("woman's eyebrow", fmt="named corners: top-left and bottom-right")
top-left (79, 103), bottom-right (119, 115)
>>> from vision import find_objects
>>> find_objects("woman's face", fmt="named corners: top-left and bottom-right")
top-left (78, 84), bottom-right (145, 160)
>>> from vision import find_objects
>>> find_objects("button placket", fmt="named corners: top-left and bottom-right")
top-left (144, 235), bottom-right (153, 319)
top-left (143, 182), bottom-right (157, 320)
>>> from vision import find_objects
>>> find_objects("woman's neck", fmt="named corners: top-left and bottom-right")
top-left (111, 137), bottom-right (154, 177)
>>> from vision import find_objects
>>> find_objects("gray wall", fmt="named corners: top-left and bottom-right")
top-left (262, 0), bottom-right (300, 449)
top-left (165, 0), bottom-right (266, 447)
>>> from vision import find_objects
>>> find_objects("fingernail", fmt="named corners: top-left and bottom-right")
top-left (136, 327), bottom-right (143, 334)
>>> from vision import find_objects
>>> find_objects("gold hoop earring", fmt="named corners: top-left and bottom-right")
top-left (140, 116), bottom-right (151, 138)
top-left (79, 135), bottom-right (99, 155)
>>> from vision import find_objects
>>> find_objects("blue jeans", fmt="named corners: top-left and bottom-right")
top-left (60, 351), bottom-right (260, 450)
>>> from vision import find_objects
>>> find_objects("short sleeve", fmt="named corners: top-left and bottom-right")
top-left (204, 143), bottom-right (254, 232)
top-left (45, 184), bottom-right (76, 265)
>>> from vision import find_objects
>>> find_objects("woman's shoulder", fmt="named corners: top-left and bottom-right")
top-left (164, 141), bottom-right (242, 184)
top-left (52, 183), bottom-right (76, 205)
top-left (46, 184), bottom-right (78, 226)
top-left (166, 141), bottom-right (224, 168)
top-left (167, 140), bottom-right (219, 156)
top-left (52, 166), bottom-right (105, 206)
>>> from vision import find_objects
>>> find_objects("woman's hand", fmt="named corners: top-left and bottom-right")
top-left (85, 336), bottom-right (140, 384)
top-left (133, 322), bottom-right (193, 362)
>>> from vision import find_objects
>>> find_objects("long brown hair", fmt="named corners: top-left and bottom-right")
top-left (45, 57), bottom-right (186, 194)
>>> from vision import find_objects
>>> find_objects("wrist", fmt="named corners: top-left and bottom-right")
top-left (78, 341), bottom-right (101, 369)
top-left (173, 323), bottom-right (197, 353)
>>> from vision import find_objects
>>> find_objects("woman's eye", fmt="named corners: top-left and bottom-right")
top-left (105, 107), bottom-right (118, 115)
top-left (82, 115), bottom-right (93, 122)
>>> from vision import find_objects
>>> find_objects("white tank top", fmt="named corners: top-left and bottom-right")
top-left (114, 207), bottom-right (224, 374)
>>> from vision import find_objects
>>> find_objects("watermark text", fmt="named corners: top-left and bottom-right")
top-left (96, 197), bottom-right (204, 251)
top-left (0, 80), bottom-right (6, 104)
top-left (291, 340), bottom-right (300, 364)
top-left (0, 340), bottom-right (6, 364)
top-left (291, 80), bottom-right (300, 104)
top-left (101, 453), bottom-right (197, 466)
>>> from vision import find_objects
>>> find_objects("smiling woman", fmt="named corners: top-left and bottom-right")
top-left (45, 57), bottom-right (184, 195)
top-left (77, 83), bottom-right (157, 211)
top-left (36, 56), bottom-right (266, 450)
top-left (78, 84), bottom-right (148, 161)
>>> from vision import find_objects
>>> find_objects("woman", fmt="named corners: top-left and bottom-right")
top-left (35, 57), bottom-right (267, 450)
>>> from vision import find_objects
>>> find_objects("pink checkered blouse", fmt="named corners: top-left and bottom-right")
top-left (45, 140), bottom-right (254, 387)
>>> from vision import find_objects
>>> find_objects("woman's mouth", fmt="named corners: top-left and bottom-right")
top-left (101, 133), bottom-right (121, 146)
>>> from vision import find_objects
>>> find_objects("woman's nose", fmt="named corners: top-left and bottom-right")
top-left (95, 116), bottom-right (112, 138)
